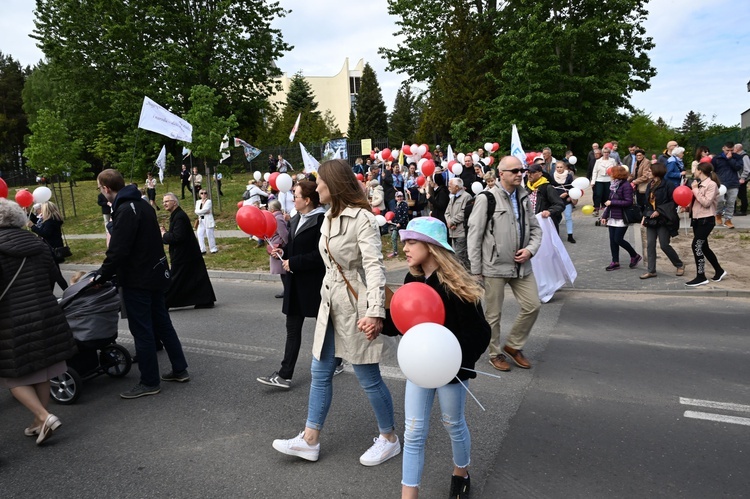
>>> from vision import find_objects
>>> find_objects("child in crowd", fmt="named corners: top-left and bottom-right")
top-left (383, 217), bottom-right (490, 499)
top-left (388, 191), bottom-right (410, 258)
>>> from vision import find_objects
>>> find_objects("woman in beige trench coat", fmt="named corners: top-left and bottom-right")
top-left (273, 159), bottom-right (401, 467)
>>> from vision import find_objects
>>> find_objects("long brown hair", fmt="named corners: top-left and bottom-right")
top-left (318, 159), bottom-right (371, 217)
top-left (696, 162), bottom-right (720, 186)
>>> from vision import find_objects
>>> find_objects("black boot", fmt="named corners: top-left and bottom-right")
top-left (567, 234), bottom-right (576, 243)
top-left (449, 473), bottom-right (470, 498)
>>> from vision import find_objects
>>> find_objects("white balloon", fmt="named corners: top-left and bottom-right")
top-left (411, 144), bottom-right (419, 155)
top-left (482, 157), bottom-right (491, 166)
top-left (472, 153), bottom-right (480, 164)
top-left (572, 177), bottom-right (589, 190)
top-left (621, 164), bottom-right (629, 173)
top-left (391, 149), bottom-right (399, 160)
top-left (471, 182), bottom-right (483, 194)
top-left (568, 187), bottom-right (583, 200)
top-left (441, 160), bottom-right (448, 168)
top-left (456, 153), bottom-right (465, 163)
top-left (377, 152), bottom-right (383, 162)
top-left (276, 173), bottom-right (293, 193)
top-left (32, 186), bottom-right (52, 203)
top-left (568, 156), bottom-right (578, 165)
top-left (375, 214), bottom-right (387, 227)
top-left (417, 145), bottom-right (427, 156)
top-left (484, 142), bottom-right (493, 153)
top-left (719, 184), bottom-right (727, 196)
top-left (452, 164), bottom-right (463, 176)
top-left (264, 172), bottom-right (271, 181)
top-left (253, 171), bottom-right (262, 181)
top-left (397, 322), bottom-right (462, 389)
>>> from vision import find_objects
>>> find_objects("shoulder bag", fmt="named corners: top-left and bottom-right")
top-left (325, 236), bottom-right (393, 308)
top-left (0, 257), bottom-right (26, 302)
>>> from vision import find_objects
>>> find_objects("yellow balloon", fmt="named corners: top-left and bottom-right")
top-left (581, 204), bottom-right (595, 215)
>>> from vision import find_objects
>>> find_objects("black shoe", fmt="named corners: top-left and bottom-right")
top-left (257, 372), bottom-right (291, 389)
top-left (274, 293), bottom-right (284, 299)
top-left (685, 276), bottom-right (709, 287)
top-left (120, 383), bottom-right (161, 399)
top-left (449, 473), bottom-right (471, 498)
top-left (567, 234), bottom-right (576, 243)
top-left (161, 369), bottom-right (190, 382)
top-left (194, 302), bottom-right (214, 309)
top-left (711, 270), bottom-right (728, 282)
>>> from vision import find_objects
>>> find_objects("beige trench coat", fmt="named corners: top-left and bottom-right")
top-left (313, 206), bottom-right (386, 364)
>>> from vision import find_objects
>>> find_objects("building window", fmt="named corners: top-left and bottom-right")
top-left (349, 76), bottom-right (361, 95)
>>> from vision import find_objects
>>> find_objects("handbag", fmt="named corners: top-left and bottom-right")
top-left (53, 227), bottom-right (72, 263)
top-left (325, 237), bottom-right (393, 308)
top-left (622, 204), bottom-right (642, 225)
top-left (194, 218), bottom-right (200, 230)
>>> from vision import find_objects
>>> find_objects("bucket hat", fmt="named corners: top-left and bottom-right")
top-left (399, 216), bottom-right (454, 253)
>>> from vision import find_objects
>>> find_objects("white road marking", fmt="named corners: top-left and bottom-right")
top-left (116, 336), bottom-right (266, 362)
top-left (679, 397), bottom-right (750, 413)
top-left (683, 411), bottom-right (750, 427)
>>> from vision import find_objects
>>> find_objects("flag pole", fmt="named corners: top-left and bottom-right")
top-left (130, 128), bottom-right (141, 184)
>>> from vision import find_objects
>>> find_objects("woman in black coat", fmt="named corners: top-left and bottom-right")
top-left (160, 193), bottom-right (216, 309)
top-left (640, 163), bottom-right (685, 279)
top-left (257, 180), bottom-right (327, 389)
top-left (427, 173), bottom-right (449, 225)
top-left (27, 201), bottom-right (67, 289)
top-left (0, 198), bottom-right (76, 445)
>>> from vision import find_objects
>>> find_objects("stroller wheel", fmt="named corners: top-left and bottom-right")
top-left (101, 344), bottom-right (132, 378)
top-left (50, 368), bottom-right (82, 405)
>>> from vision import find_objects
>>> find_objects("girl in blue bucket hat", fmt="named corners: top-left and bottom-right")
top-left (383, 216), bottom-right (490, 498)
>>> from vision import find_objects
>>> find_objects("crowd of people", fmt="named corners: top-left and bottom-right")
top-left (2, 136), bottom-right (747, 496)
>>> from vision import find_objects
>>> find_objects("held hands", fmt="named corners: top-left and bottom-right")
top-left (357, 316), bottom-right (383, 341)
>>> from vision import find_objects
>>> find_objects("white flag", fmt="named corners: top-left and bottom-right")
top-left (511, 124), bottom-right (526, 166)
top-left (155, 145), bottom-right (166, 184)
top-left (138, 96), bottom-right (193, 143)
top-left (446, 144), bottom-right (455, 162)
top-left (182, 147), bottom-right (191, 159)
top-left (300, 143), bottom-right (320, 173)
top-left (219, 134), bottom-right (231, 163)
top-left (289, 113), bottom-right (301, 142)
top-left (332, 147), bottom-right (342, 160)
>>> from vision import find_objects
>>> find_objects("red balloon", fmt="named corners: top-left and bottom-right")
top-left (447, 160), bottom-right (457, 173)
top-left (390, 282), bottom-right (445, 334)
top-left (372, 207), bottom-right (381, 216)
top-left (237, 201), bottom-right (244, 208)
top-left (0, 177), bottom-right (8, 198)
top-left (269, 172), bottom-right (280, 191)
top-left (492, 142), bottom-right (499, 152)
top-left (402, 144), bottom-right (412, 156)
top-left (423, 151), bottom-right (432, 160)
top-left (236, 205), bottom-right (266, 237)
top-left (606, 167), bottom-right (613, 176)
top-left (673, 185), bottom-right (693, 207)
top-left (370, 150), bottom-right (376, 160)
top-left (385, 211), bottom-right (395, 222)
top-left (262, 209), bottom-right (277, 238)
top-left (416, 175), bottom-right (426, 187)
top-left (421, 143), bottom-right (430, 153)
top-left (356, 173), bottom-right (364, 181)
top-left (421, 160), bottom-right (435, 177)
top-left (382, 148), bottom-right (392, 161)
top-left (487, 156), bottom-right (495, 166)
top-left (15, 189), bottom-right (33, 208)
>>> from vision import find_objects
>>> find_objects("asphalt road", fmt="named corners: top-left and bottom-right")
top-left (1, 278), bottom-right (748, 498)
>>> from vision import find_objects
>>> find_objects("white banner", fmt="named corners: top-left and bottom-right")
top-left (511, 124), bottom-right (526, 166)
top-left (530, 215), bottom-right (577, 302)
top-left (300, 143), bottom-right (320, 173)
top-left (138, 96), bottom-right (193, 143)
top-left (289, 113), bottom-right (301, 142)
top-left (155, 145), bottom-right (166, 184)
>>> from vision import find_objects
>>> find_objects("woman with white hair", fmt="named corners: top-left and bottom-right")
top-left (666, 146), bottom-right (686, 187)
top-left (369, 179), bottom-right (386, 211)
top-left (0, 198), bottom-right (76, 445)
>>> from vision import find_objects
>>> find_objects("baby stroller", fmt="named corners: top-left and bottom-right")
top-left (50, 272), bottom-right (132, 404)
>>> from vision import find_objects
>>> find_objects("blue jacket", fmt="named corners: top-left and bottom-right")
top-left (711, 153), bottom-right (742, 189)
top-left (665, 157), bottom-right (684, 186)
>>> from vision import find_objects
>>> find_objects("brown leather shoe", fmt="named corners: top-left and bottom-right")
top-left (489, 355), bottom-right (511, 372)
top-left (715, 215), bottom-right (723, 225)
top-left (724, 219), bottom-right (734, 229)
top-left (503, 345), bottom-right (531, 369)
top-left (640, 272), bottom-right (657, 279)
top-left (675, 266), bottom-right (685, 276)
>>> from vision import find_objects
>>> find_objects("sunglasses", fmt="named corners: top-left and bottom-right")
top-left (501, 168), bottom-right (527, 174)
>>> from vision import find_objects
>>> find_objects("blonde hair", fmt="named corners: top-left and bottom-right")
top-left (41, 201), bottom-right (63, 222)
top-left (408, 243), bottom-right (484, 303)
top-left (70, 271), bottom-right (87, 284)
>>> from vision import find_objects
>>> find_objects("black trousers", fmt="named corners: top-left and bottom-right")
top-left (279, 315), bottom-right (305, 380)
top-left (737, 182), bottom-right (747, 214)
top-left (691, 217), bottom-right (722, 277)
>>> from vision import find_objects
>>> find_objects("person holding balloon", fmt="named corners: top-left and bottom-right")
top-left (640, 163), bottom-right (685, 279)
top-left (267, 200), bottom-right (290, 298)
top-left (683, 162), bottom-right (726, 286)
top-left (272, 159), bottom-right (399, 467)
top-left (552, 161), bottom-right (577, 243)
top-left (382, 216), bottom-right (490, 499)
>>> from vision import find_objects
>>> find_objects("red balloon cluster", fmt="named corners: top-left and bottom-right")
top-left (382, 148), bottom-right (393, 161)
top-left (0, 177), bottom-right (8, 198)
top-left (673, 185), bottom-right (693, 207)
top-left (262, 210), bottom-right (277, 238)
top-left (390, 282), bottom-right (446, 334)
top-left (237, 205), bottom-right (268, 238)
top-left (15, 189), bottom-right (33, 208)
top-left (491, 142), bottom-right (499, 152)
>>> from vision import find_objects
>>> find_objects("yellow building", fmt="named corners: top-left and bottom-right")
top-left (269, 58), bottom-right (364, 137)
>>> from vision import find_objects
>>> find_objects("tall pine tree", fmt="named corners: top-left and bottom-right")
top-left (352, 63), bottom-right (388, 141)
top-left (389, 83), bottom-right (418, 145)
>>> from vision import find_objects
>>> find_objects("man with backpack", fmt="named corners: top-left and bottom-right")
top-left (467, 156), bottom-right (542, 373)
top-left (445, 178), bottom-right (470, 268)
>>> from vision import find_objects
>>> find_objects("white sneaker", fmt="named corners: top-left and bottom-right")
top-left (272, 432), bottom-right (319, 461)
top-left (359, 435), bottom-right (401, 466)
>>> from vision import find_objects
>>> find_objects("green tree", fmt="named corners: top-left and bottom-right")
top-left (322, 109), bottom-right (342, 138)
top-left (0, 52), bottom-right (29, 173)
top-left (24, 108), bottom-right (88, 180)
top-left (347, 108), bottom-right (358, 140)
top-left (352, 63), bottom-right (388, 141)
top-left (183, 85), bottom-right (238, 170)
top-left (621, 110), bottom-right (676, 156)
top-left (389, 83), bottom-right (418, 145)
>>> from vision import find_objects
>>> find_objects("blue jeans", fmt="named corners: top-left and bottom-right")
top-left (402, 380), bottom-right (470, 488)
top-left (306, 321), bottom-right (395, 434)
top-left (563, 203), bottom-right (574, 235)
top-left (121, 287), bottom-right (188, 387)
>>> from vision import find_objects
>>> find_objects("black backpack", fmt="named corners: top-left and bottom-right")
top-left (464, 191), bottom-right (496, 233)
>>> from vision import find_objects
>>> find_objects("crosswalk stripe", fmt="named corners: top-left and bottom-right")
top-left (679, 397), bottom-right (750, 413)
top-left (683, 411), bottom-right (750, 427)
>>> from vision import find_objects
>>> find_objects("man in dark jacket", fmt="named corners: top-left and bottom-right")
top-left (94, 169), bottom-right (189, 399)
top-left (179, 164), bottom-right (190, 199)
top-left (711, 142), bottom-right (743, 228)
top-left (526, 163), bottom-right (565, 234)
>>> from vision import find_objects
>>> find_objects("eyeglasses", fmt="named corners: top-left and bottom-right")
top-left (293, 195), bottom-right (305, 199)
top-left (199, 192), bottom-right (207, 195)
top-left (501, 168), bottom-right (527, 174)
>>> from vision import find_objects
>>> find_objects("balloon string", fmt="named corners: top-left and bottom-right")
top-left (459, 367), bottom-right (503, 380)
top-left (455, 377), bottom-right (485, 412)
